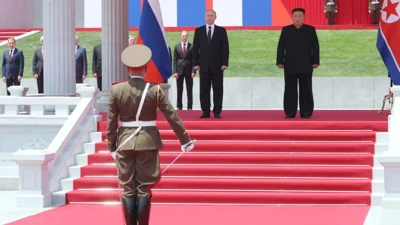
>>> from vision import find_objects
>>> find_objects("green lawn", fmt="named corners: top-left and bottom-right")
top-left (0, 30), bottom-right (387, 78)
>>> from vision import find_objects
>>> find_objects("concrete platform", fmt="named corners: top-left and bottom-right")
top-left (0, 77), bottom-right (392, 109)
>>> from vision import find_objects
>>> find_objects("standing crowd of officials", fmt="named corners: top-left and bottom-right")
top-left (2, 7), bottom-right (320, 119)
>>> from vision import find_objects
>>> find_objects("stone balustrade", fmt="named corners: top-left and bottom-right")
top-left (378, 85), bottom-right (400, 224)
top-left (1, 84), bottom-right (99, 207)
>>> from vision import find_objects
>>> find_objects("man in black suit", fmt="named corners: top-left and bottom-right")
top-left (173, 31), bottom-right (195, 110)
top-left (32, 36), bottom-right (44, 94)
top-left (92, 35), bottom-right (102, 91)
top-left (2, 37), bottom-right (24, 96)
top-left (193, 9), bottom-right (229, 119)
top-left (75, 35), bottom-right (87, 84)
top-left (276, 8), bottom-right (320, 118)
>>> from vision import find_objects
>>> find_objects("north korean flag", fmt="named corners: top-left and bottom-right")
top-left (377, 0), bottom-right (400, 84)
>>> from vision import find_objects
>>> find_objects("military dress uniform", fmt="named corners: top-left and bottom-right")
top-left (369, 0), bottom-right (381, 25)
top-left (107, 44), bottom-right (194, 225)
top-left (324, 0), bottom-right (337, 25)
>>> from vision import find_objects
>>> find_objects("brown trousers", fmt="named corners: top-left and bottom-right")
top-left (116, 150), bottom-right (160, 198)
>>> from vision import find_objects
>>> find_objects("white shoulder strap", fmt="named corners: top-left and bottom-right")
top-left (136, 83), bottom-right (150, 121)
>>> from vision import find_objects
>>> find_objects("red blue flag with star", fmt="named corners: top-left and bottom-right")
top-left (377, 0), bottom-right (400, 84)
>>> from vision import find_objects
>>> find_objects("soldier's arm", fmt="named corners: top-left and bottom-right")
top-left (106, 86), bottom-right (119, 152)
top-left (156, 85), bottom-right (191, 145)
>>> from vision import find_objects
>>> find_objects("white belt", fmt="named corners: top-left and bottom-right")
top-left (120, 121), bottom-right (156, 127)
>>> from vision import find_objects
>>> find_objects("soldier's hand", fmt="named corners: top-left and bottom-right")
top-left (312, 64), bottom-right (319, 69)
top-left (191, 73), bottom-right (195, 78)
top-left (194, 66), bottom-right (200, 70)
top-left (181, 140), bottom-right (196, 152)
top-left (173, 73), bottom-right (178, 78)
top-left (277, 64), bottom-right (284, 69)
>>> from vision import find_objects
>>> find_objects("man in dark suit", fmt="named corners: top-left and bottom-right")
top-left (32, 36), bottom-right (44, 94)
top-left (276, 8), bottom-right (320, 119)
top-left (92, 35), bottom-right (102, 91)
top-left (2, 37), bottom-right (24, 96)
top-left (173, 31), bottom-right (196, 110)
top-left (193, 9), bottom-right (229, 119)
top-left (75, 35), bottom-right (87, 83)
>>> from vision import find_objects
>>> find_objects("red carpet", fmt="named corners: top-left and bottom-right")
top-left (6, 204), bottom-right (370, 225)
top-left (65, 110), bottom-right (385, 205)
top-left (8, 110), bottom-right (386, 224)
top-left (0, 30), bottom-right (27, 42)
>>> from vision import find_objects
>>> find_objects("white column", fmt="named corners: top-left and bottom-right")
top-left (42, 0), bottom-right (76, 95)
top-left (101, 0), bottom-right (129, 92)
top-left (379, 85), bottom-right (400, 224)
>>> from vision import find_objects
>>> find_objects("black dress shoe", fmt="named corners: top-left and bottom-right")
top-left (199, 113), bottom-right (210, 118)
top-left (214, 113), bottom-right (221, 118)
top-left (187, 108), bottom-right (192, 110)
top-left (301, 115), bottom-right (312, 118)
top-left (177, 107), bottom-right (182, 110)
top-left (285, 115), bottom-right (295, 118)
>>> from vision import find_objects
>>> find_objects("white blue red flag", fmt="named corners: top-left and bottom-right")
top-left (136, 0), bottom-right (172, 84)
top-left (377, 0), bottom-right (400, 84)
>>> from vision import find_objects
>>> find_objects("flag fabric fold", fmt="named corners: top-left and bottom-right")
top-left (377, 0), bottom-right (400, 85)
top-left (136, 0), bottom-right (172, 84)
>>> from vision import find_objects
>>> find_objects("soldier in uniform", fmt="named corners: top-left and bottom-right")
top-left (369, 0), bottom-right (381, 25)
top-left (324, 0), bottom-right (337, 25)
top-left (107, 44), bottom-right (195, 225)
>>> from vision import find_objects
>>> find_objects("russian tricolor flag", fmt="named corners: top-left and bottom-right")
top-left (136, 0), bottom-right (172, 84)
top-left (377, 0), bottom-right (400, 85)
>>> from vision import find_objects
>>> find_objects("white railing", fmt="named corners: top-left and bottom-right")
top-left (7, 85), bottom-right (100, 208)
top-left (377, 85), bottom-right (400, 224)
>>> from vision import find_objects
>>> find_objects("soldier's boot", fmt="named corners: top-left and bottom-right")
top-left (122, 195), bottom-right (137, 225)
top-left (137, 197), bottom-right (152, 225)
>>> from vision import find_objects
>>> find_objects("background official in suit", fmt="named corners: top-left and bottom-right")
top-left (92, 38), bottom-right (102, 91)
top-left (2, 37), bottom-right (24, 96)
top-left (107, 44), bottom-right (193, 225)
top-left (32, 36), bottom-right (44, 94)
top-left (193, 9), bottom-right (230, 118)
top-left (74, 35), bottom-right (87, 83)
top-left (276, 8), bottom-right (320, 118)
top-left (173, 31), bottom-right (196, 110)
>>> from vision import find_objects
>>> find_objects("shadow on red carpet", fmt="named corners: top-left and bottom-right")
top-left (6, 204), bottom-right (369, 225)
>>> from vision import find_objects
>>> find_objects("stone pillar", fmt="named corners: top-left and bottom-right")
top-left (101, 0), bottom-right (129, 92)
top-left (42, 0), bottom-right (76, 95)
top-left (98, 0), bottom-right (129, 112)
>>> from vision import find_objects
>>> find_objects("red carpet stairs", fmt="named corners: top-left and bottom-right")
top-left (54, 113), bottom-right (384, 205)
top-left (0, 29), bottom-right (28, 42)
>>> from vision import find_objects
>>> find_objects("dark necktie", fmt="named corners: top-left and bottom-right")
top-left (207, 26), bottom-right (212, 42)
top-left (183, 43), bottom-right (186, 56)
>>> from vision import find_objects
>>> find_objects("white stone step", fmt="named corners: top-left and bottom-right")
top-left (61, 177), bottom-right (77, 191)
top-left (52, 190), bottom-right (68, 206)
top-left (76, 153), bottom-right (89, 166)
top-left (68, 165), bottom-right (82, 177)
top-left (90, 132), bottom-right (102, 143)
top-left (375, 132), bottom-right (389, 143)
top-left (83, 142), bottom-right (96, 154)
